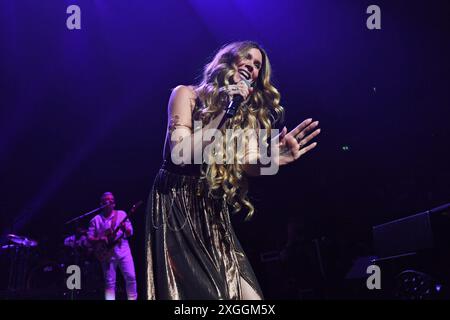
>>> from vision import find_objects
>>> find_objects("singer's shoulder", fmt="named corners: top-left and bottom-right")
top-left (172, 84), bottom-right (197, 99)
top-left (169, 85), bottom-right (198, 110)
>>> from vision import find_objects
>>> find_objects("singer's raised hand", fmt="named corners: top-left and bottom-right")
top-left (220, 80), bottom-right (252, 100)
top-left (273, 118), bottom-right (321, 166)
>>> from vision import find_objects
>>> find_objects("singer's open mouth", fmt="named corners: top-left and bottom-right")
top-left (238, 69), bottom-right (251, 80)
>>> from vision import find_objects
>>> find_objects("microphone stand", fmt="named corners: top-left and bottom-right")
top-left (64, 203), bottom-right (109, 225)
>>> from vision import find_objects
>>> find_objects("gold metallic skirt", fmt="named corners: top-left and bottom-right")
top-left (145, 165), bottom-right (263, 299)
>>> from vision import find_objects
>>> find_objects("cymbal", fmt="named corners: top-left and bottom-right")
top-left (7, 234), bottom-right (38, 247)
top-left (1, 244), bottom-right (19, 250)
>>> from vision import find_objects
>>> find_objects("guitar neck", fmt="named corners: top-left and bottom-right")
top-left (112, 214), bottom-right (129, 234)
top-left (110, 201), bottom-right (143, 237)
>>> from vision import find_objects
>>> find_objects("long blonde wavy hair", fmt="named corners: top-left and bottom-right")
top-left (194, 41), bottom-right (284, 219)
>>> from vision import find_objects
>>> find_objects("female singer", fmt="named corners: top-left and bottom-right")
top-left (145, 41), bottom-right (320, 300)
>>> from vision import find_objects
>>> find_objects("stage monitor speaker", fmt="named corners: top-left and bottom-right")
top-left (373, 203), bottom-right (450, 258)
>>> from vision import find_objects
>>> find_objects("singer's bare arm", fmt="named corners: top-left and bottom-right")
top-left (166, 85), bottom-right (225, 164)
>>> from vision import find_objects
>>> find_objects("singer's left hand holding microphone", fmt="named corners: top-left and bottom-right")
top-left (221, 80), bottom-right (253, 101)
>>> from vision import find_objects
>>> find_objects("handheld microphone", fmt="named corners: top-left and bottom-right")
top-left (224, 78), bottom-right (253, 119)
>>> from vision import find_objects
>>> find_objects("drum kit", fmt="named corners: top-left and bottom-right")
top-left (0, 234), bottom-right (39, 297)
top-left (4, 234), bottom-right (38, 248)
top-left (0, 229), bottom-right (103, 299)
top-left (0, 226), bottom-right (102, 299)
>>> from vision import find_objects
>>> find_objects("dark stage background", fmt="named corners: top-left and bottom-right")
top-left (0, 0), bottom-right (449, 299)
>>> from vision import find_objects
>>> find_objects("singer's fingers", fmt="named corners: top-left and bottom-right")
top-left (297, 142), bottom-right (318, 158)
top-left (230, 86), bottom-right (241, 94)
top-left (221, 85), bottom-right (239, 97)
top-left (236, 81), bottom-right (248, 88)
top-left (237, 85), bottom-right (249, 99)
top-left (288, 118), bottom-right (314, 138)
top-left (298, 128), bottom-right (321, 147)
top-left (221, 82), bottom-right (250, 100)
top-left (294, 120), bottom-right (319, 141)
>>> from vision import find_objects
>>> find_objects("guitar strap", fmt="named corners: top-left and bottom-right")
top-left (111, 210), bottom-right (118, 240)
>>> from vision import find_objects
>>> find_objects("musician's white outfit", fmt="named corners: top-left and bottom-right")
top-left (88, 210), bottom-right (137, 300)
